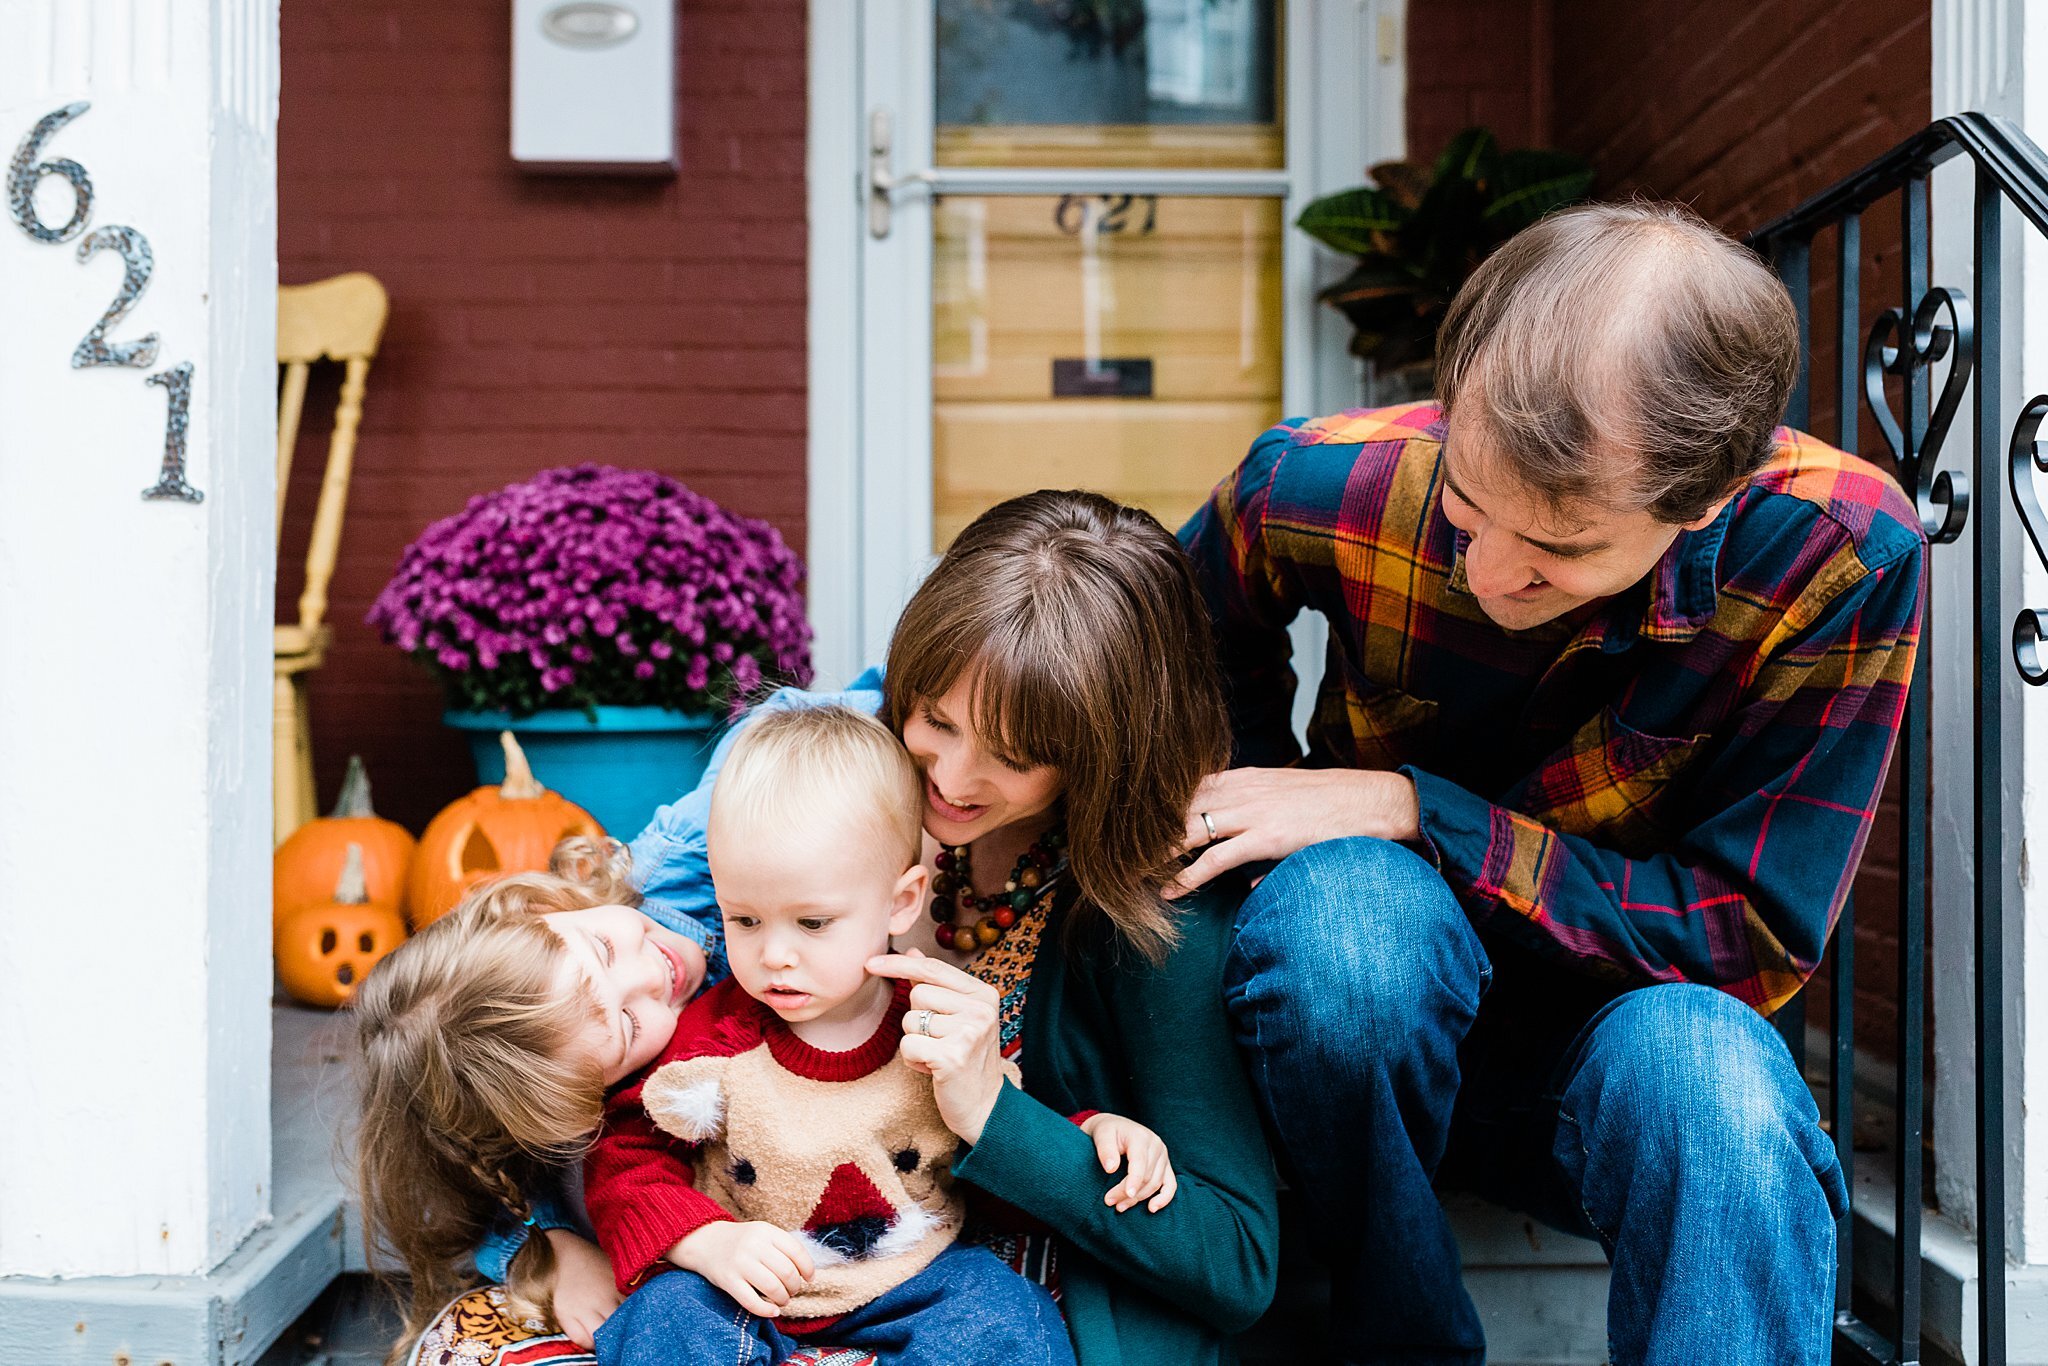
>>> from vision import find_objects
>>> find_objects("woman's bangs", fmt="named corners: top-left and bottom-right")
top-left (964, 625), bottom-right (1080, 771)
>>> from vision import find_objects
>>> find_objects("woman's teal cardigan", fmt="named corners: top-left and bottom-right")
top-left (954, 876), bottom-right (1280, 1365)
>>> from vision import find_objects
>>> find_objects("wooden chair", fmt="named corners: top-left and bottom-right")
top-left (275, 272), bottom-right (389, 844)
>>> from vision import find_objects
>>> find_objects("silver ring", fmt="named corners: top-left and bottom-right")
top-left (1200, 811), bottom-right (1218, 844)
top-left (915, 1008), bottom-right (936, 1037)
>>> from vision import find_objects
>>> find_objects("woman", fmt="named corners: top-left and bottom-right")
top-left (427, 490), bottom-right (1279, 1366)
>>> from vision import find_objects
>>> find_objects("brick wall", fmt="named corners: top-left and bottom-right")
top-left (279, 0), bottom-right (808, 834)
top-left (1408, 0), bottom-right (1929, 1057)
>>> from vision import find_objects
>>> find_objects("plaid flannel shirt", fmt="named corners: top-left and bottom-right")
top-left (1180, 404), bottom-right (1925, 1014)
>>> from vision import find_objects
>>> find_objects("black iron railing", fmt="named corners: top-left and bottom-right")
top-left (1748, 112), bottom-right (2048, 1366)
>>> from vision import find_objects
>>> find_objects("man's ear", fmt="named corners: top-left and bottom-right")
top-left (887, 862), bottom-right (931, 938)
top-left (1680, 490), bottom-right (1739, 532)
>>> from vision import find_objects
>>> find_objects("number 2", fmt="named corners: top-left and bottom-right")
top-left (73, 226), bottom-right (160, 369)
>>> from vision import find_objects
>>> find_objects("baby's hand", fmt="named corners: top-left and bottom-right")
top-left (1080, 1111), bottom-right (1177, 1213)
top-left (670, 1220), bottom-right (815, 1317)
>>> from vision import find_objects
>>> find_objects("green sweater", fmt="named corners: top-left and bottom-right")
top-left (952, 877), bottom-right (1280, 1365)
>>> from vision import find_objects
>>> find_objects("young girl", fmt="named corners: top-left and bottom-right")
top-left (352, 843), bottom-right (669, 1360)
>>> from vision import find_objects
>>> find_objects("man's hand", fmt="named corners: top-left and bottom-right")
top-left (1167, 767), bottom-right (1421, 898)
top-left (668, 1220), bottom-right (816, 1317)
top-left (542, 1229), bottom-right (620, 1348)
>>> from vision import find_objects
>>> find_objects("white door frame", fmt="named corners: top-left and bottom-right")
top-left (805, 0), bottom-right (1408, 688)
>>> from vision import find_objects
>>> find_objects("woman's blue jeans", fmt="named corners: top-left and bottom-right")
top-left (592, 1244), bottom-right (1074, 1366)
top-left (1225, 837), bottom-right (1848, 1366)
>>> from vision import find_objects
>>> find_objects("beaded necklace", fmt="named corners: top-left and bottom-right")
top-left (929, 826), bottom-right (1066, 953)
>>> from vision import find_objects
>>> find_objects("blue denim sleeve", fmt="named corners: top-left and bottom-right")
top-left (473, 1189), bottom-right (578, 1284)
top-left (627, 675), bottom-right (886, 988)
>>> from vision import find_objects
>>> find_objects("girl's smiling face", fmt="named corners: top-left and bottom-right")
top-left (544, 904), bottom-right (702, 1085)
top-left (898, 673), bottom-right (1064, 845)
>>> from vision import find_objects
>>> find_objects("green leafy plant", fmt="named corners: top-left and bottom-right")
top-left (1297, 127), bottom-right (1596, 374)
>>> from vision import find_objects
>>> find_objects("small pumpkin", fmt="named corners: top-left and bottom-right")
top-left (274, 754), bottom-right (417, 924)
top-left (407, 731), bottom-right (605, 927)
top-left (277, 842), bottom-right (409, 1008)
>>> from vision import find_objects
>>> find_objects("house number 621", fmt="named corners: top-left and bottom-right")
top-left (8, 102), bottom-right (202, 503)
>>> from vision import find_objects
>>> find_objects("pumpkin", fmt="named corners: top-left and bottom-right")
top-left (276, 842), bottom-right (409, 1008)
top-left (407, 731), bottom-right (605, 927)
top-left (274, 754), bottom-right (417, 924)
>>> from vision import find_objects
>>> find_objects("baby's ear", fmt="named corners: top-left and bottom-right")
top-left (643, 1057), bottom-right (729, 1142)
top-left (887, 861), bottom-right (931, 938)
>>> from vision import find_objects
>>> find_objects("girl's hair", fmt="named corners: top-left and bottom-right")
top-left (882, 489), bottom-right (1230, 961)
top-left (351, 838), bottom-right (636, 1362)
top-left (711, 705), bottom-right (924, 878)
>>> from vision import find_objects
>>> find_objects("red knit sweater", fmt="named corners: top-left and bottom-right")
top-left (583, 976), bottom-right (913, 1295)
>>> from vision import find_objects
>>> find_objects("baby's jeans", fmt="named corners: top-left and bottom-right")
top-left (593, 1243), bottom-right (1074, 1366)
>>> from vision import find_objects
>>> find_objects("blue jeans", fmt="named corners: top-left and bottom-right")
top-left (1225, 837), bottom-right (1848, 1366)
top-left (592, 1244), bottom-right (1075, 1366)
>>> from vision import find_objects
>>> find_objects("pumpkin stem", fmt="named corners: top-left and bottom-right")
top-left (334, 843), bottom-right (369, 905)
top-left (498, 731), bottom-right (546, 799)
top-left (331, 754), bottom-right (376, 819)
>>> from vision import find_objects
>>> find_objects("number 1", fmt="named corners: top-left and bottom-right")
top-left (142, 362), bottom-right (202, 503)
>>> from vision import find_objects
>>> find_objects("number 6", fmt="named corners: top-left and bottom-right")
top-left (8, 102), bottom-right (94, 245)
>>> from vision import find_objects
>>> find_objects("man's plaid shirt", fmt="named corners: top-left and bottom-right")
top-left (1180, 403), bottom-right (1925, 1014)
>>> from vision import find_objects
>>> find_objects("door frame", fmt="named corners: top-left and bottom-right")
top-left (805, 0), bottom-right (1408, 687)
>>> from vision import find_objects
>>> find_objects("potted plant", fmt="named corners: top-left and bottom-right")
top-left (368, 464), bottom-right (812, 838)
top-left (1296, 127), bottom-right (1596, 403)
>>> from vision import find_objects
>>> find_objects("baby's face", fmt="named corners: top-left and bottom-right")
top-left (712, 815), bottom-right (922, 1029)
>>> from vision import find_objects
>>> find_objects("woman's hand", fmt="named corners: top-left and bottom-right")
top-left (542, 1229), bottom-right (621, 1348)
top-left (867, 950), bottom-right (1007, 1146)
top-left (1167, 767), bottom-right (1421, 897)
top-left (1080, 1112), bottom-right (1178, 1213)
top-left (668, 1220), bottom-right (815, 1318)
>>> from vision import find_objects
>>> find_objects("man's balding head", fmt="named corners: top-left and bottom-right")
top-left (1436, 201), bottom-right (1799, 526)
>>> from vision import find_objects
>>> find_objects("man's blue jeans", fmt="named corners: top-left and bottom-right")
top-left (592, 1244), bottom-right (1074, 1366)
top-left (1225, 836), bottom-right (1848, 1366)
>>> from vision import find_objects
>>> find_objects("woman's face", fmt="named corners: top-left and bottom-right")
top-left (900, 673), bottom-right (1063, 846)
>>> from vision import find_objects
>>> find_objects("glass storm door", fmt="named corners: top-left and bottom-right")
top-left (815, 0), bottom-right (1402, 684)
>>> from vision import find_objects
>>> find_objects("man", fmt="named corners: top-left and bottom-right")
top-left (1176, 202), bottom-right (1922, 1364)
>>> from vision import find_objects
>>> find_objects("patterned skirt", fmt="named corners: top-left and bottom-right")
top-left (409, 1285), bottom-right (876, 1366)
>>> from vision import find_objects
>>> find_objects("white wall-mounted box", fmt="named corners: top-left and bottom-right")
top-left (512, 0), bottom-right (677, 173)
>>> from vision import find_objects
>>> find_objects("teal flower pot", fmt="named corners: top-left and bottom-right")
top-left (444, 707), bottom-right (725, 842)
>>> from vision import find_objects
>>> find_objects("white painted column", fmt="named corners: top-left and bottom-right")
top-left (0, 0), bottom-right (276, 1277)
top-left (1928, 0), bottom-right (2048, 1269)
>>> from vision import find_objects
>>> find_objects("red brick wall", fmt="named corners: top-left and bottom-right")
top-left (279, 0), bottom-right (808, 834)
top-left (1406, 0), bottom-right (1553, 162)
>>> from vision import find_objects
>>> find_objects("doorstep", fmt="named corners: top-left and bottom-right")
top-left (0, 1005), bottom-right (361, 1366)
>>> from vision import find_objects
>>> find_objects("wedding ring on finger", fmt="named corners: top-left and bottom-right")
top-left (1200, 810), bottom-right (1218, 844)
top-left (915, 1008), bottom-right (936, 1038)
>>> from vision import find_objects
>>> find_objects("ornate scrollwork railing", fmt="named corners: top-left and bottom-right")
top-left (1747, 111), bottom-right (2048, 1366)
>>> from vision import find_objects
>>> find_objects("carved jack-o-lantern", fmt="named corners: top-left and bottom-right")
top-left (276, 842), bottom-right (409, 1008)
top-left (407, 731), bottom-right (605, 927)
top-left (273, 754), bottom-right (417, 924)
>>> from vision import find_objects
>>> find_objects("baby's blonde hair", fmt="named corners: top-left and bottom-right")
top-left (711, 706), bottom-right (923, 877)
top-left (351, 838), bottom-right (636, 1363)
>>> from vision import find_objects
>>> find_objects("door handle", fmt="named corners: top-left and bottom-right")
top-left (869, 107), bottom-right (934, 239)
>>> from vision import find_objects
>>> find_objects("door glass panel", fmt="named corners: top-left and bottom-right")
top-left (932, 193), bottom-right (1283, 550)
top-left (935, 0), bottom-right (1282, 169)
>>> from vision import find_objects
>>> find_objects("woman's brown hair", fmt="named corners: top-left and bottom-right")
top-left (351, 840), bottom-right (635, 1362)
top-left (882, 489), bottom-right (1230, 961)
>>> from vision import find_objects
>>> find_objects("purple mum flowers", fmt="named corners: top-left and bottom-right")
top-left (368, 464), bottom-right (812, 718)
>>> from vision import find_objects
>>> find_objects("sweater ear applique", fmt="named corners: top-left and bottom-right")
top-left (643, 1056), bottom-right (729, 1142)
